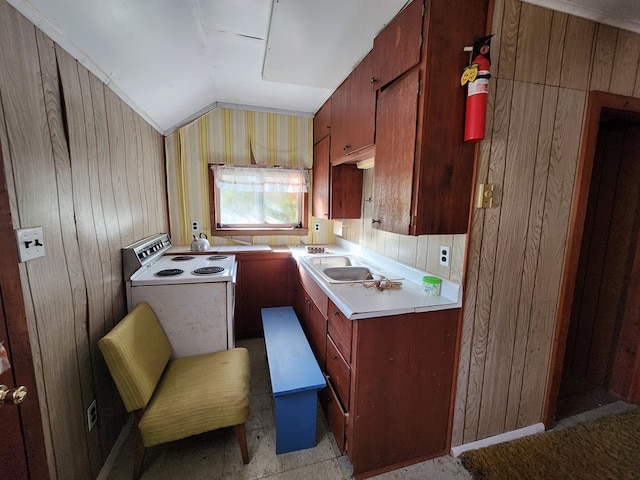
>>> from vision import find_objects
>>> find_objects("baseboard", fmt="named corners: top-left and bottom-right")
top-left (450, 423), bottom-right (545, 457)
top-left (97, 414), bottom-right (134, 480)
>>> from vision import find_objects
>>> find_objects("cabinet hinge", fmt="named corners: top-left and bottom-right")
top-left (422, 2), bottom-right (426, 18)
top-left (417, 80), bottom-right (422, 96)
top-left (420, 34), bottom-right (424, 50)
top-left (409, 214), bottom-right (416, 227)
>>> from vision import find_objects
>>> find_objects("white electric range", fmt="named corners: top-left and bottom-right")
top-left (122, 234), bottom-right (236, 357)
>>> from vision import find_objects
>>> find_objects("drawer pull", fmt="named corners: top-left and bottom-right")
top-left (332, 355), bottom-right (338, 360)
top-left (333, 311), bottom-right (339, 316)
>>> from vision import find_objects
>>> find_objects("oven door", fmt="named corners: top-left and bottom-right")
top-left (130, 282), bottom-right (229, 357)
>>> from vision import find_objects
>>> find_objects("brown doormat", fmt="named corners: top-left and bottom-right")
top-left (460, 408), bottom-right (640, 480)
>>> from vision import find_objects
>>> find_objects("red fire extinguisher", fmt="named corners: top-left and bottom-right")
top-left (462, 35), bottom-right (493, 143)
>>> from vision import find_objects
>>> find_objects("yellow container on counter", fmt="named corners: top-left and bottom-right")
top-left (422, 276), bottom-right (442, 296)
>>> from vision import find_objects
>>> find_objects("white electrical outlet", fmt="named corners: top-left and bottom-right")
top-left (87, 399), bottom-right (97, 431)
top-left (15, 226), bottom-right (45, 262)
top-left (191, 220), bottom-right (200, 232)
top-left (314, 222), bottom-right (320, 232)
top-left (439, 245), bottom-right (450, 267)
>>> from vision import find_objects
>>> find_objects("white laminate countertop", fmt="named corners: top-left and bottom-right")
top-left (290, 239), bottom-right (462, 320)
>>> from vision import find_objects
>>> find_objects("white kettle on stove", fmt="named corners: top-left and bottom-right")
top-left (191, 232), bottom-right (210, 251)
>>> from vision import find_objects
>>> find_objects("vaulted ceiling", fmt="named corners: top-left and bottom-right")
top-left (6, 0), bottom-right (640, 134)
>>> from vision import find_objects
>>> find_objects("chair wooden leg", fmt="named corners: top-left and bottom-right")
top-left (133, 413), bottom-right (146, 480)
top-left (235, 423), bottom-right (249, 464)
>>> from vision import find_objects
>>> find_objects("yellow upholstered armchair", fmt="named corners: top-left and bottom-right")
top-left (98, 302), bottom-right (251, 479)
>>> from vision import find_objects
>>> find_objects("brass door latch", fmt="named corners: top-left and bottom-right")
top-left (476, 183), bottom-right (494, 208)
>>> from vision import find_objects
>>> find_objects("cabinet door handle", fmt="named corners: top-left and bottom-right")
top-left (370, 76), bottom-right (377, 84)
top-left (343, 144), bottom-right (350, 151)
top-left (372, 219), bottom-right (381, 224)
top-left (333, 311), bottom-right (339, 316)
top-left (332, 355), bottom-right (338, 360)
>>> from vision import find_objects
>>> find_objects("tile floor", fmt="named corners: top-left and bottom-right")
top-left (103, 338), bottom-right (634, 480)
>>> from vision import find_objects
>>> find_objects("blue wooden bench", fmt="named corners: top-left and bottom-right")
top-left (261, 306), bottom-right (326, 454)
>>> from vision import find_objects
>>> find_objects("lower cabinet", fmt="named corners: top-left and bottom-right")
top-left (234, 252), bottom-right (294, 338)
top-left (297, 267), bottom-right (460, 477)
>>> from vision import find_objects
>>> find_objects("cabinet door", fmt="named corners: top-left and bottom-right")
top-left (309, 300), bottom-right (327, 369)
top-left (372, 67), bottom-right (420, 235)
top-left (330, 50), bottom-right (376, 161)
top-left (371, 0), bottom-right (424, 90)
top-left (235, 255), bottom-right (294, 338)
top-left (312, 135), bottom-right (330, 219)
top-left (313, 98), bottom-right (331, 144)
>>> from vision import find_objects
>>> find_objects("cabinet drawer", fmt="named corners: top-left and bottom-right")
top-left (326, 336), bottom-right (350, 408)
top-left (328, 300), bottom-right (352, 361)
top-left (319, 377), bottom-right (348, 453)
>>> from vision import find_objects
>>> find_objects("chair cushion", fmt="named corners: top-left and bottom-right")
top-left (98, 302), bottom-right (172, 412)
top-left (139, 347), bottom-right (251, 447)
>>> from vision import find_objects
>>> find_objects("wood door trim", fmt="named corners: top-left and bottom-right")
top-left (543, 91), bottom-right (640, 427)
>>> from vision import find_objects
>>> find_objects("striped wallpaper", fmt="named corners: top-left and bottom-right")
top-left (165, 106), bottom-right (335, 246)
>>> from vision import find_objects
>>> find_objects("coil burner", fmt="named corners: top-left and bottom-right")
top-left (207, 255), bottom-right (228, 261)
top-left (155, 269), bottom-right (184, 277)
top-left (192, 266), bottom-right (225, 276)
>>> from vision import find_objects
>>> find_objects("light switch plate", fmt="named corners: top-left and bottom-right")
top-left (16, 226), bottom-right (45, 262)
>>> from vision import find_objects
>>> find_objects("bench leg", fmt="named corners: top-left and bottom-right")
top-left (235, 423), bottom-right (249, 464)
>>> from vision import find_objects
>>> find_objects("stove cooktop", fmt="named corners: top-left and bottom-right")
top-left (131, 254), bottom-right (236, 285)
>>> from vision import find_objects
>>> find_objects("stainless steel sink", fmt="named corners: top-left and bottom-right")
top-left (322, 266), bottom-right (373, 281)
top-left (306, 255), bottom-right (352, 267)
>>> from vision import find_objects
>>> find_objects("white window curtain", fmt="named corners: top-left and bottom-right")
top-left (211, 165), bottom-right (309, 193)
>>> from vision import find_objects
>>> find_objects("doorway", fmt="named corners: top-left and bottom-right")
top-left (546, 92), bottom-right (640, 426)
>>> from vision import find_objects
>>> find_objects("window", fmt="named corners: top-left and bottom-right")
top-left (209, 164), bottom-right (309, 235)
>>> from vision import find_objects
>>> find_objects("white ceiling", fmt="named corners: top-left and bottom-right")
top-left (6, 0), bottom-right (640, 134)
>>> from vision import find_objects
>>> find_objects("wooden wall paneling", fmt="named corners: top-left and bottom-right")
top-left (0, 6), bottom-right (87, 478)
top-left (609, 30), bottom-right (640, 97)
top-left (505, 85), bottom-right (558, 430)
top-left (89, 73), bottom-right (126, 326)
top-left (544, 12), bottom-right (568, 86)
top-left (104, 87), bottom-right (133, 246)
top-left (121, 105), bottom-right (143, 242)
top-left (517, 88), bottom-right (585, 427)
top-left (149, 120), bottom-right (168, 231)
top-left (477, 81), bottom-right (544, 439)
top-left (558, 16), bottom-right (596, 90)
top-left (487, 0), bottom-right (505, 80)
top-left (134, 116), bottom-right (150, 235)
top-left (635, 53), bottom-right (640, 97)
top-left (53, 42), bottom-right (108, 478)
top-left (451, 78), bottom-right (498, 447)
top-left (76, 62), bottom-right (124, 458)
top-left (496, 0), bottom-right (521, 80)
top-left (462, 78), bottom-right (514, 443)
top-left (514, 3), bottom-right (552, 84)
top-left (589, 24), bottom-right (618, 92)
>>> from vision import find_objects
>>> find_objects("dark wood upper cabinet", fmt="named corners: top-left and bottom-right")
top-left (372, 67), bottom-right (420, 235)
top-left (330, 50), bottom-right (376, 162)
top-left (313, 98), bottom-right (331, 145)
top-left (312, 136), bottom-right (330, 218)
top-left (312, 135), bottom-right (362, 219)
top-left (373, 0), bottom-right (489, 235)
top-left (370, 0), bottom-right (424, 91)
